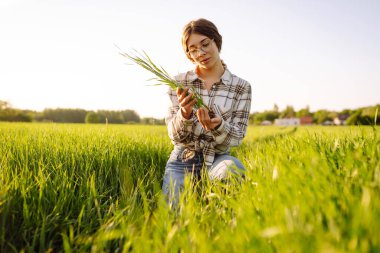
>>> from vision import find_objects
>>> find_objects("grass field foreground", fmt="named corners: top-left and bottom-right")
top-left (0, 123), bottom-right (379, 252)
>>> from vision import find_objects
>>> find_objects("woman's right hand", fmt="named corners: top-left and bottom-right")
top-left (177, 87), bottom-right (196, 119)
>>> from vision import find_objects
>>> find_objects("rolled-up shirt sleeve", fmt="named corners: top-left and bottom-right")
top-left (211, 82), bottom-right (251, 147)
top-left (165, 87), bottom-right (195, 144)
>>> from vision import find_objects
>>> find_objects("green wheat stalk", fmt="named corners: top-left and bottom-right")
top-left (119, 48), bottom-right (209, 110)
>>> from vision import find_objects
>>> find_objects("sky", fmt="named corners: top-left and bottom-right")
top-left (1, 0), bottom-right (379, 118)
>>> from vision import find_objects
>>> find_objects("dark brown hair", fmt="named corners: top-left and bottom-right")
top-left (182, 18), bottom-right (223, 62)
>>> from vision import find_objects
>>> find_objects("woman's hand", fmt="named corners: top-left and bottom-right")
top-left (177, 87), bottom-right (196, 119)
top-left (196, 108), bottom-right (222, 131)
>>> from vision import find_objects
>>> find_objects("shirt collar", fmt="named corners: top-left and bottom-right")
top-left (187, 66), bottom-right (233, 85)
top-left (220, 68), bottom-right (233, 85)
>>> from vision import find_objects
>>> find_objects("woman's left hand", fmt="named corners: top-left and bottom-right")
top-left (196, 108), bottom-right (222, 131)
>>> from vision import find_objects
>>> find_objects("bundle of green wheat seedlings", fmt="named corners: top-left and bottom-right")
top-left (119, 49), bottom-right (209, 110)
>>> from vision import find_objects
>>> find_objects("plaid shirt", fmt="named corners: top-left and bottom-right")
top-left (165, 68), bottom-right (252, 166)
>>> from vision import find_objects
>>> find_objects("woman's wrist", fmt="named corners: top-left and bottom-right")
top-left (181, 108), bottom-right (192, 120)
top-left (214, 121), bottom-right (222, 129)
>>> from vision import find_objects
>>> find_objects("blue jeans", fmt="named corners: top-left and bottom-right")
top-left (162, 146), bottom-right (245, 205)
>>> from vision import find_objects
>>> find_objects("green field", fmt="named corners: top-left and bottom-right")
top-left (0, 123), bottom-right (379, 252)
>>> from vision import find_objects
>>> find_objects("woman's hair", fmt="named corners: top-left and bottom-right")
top-left (182, 18), bottom-right (223, 62)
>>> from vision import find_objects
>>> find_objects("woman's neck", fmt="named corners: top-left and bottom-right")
top-left (196, 60), bottom-right (225, 81)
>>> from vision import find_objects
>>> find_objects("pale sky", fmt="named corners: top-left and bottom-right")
top-left (1, 0), bottom-right (379, 118)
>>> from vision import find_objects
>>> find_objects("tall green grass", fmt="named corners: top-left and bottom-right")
top-left (0, 123), bottom-right (379, 252)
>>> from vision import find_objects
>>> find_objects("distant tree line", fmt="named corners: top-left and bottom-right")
top-left (1, 100), bottom-right (378, 125)
top-left (84, 110), bottom-right (140, 124)
top-left (249, 104), bottom-right (379, 125)
top-left (0, 100), bottom-right (165, 125)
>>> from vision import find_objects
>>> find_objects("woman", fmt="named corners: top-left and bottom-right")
top-left (162, 18), bottom-right (252, 204)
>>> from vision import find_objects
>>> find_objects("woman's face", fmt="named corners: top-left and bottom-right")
top-left (187, 33), bottom-right (220, 70)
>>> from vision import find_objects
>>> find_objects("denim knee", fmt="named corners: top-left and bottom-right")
top-left (208, 154), bottom-right (245, 180)
top-left (162, 147), bottom-right (204, 204)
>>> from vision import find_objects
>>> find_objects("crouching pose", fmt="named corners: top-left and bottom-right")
top-left (162, 18), bottom-right (252, 205)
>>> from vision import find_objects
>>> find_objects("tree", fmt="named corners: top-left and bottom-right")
top-left (280, 105), bottom-right (296, 118)
top-left (346, 110), bottom-right (361, 125)
top-left (0, 100), bottom-right (11, 110)
top-left (120, 110), bottom-right (140, 123)
top-left (96, 110), bottom-right (140, 124)
top-left (296, 106), bottom-right (312, 118)
top-left (249, 108), bottom-right (280, 125)
top-left (141, 117), bottom-right (165, 125)
top-left (346, 105), bottom-right (379, 125)
top-left (313, 109), bottom-right (333, 124)
top-left (42, 108), bottom-right (87, 123)
top-left (0, 101), bottom-right (32, 122)
top-left (97, 110), bottom-right (122, 123)
top-left (85, 112), bottom-right (100, 123)
top-left (273, 104), bottom-right (279, 113)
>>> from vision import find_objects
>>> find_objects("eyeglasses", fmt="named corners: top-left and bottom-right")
top-left (187, 38), bottom-right (214, 58)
